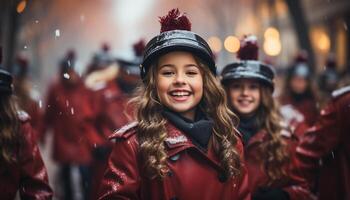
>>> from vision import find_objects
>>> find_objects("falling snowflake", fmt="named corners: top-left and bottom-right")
top-left (55, 29), bottom-right (60, 37)
top-left (71, 107), bottom-right (74, 115)
top-left (24, 45), bottom-right (27, 49)
top-left (63, 73), bottom-right (70, 79)
top-left (35, 20), bottom-right (39, 24)
top-left (39, 100), bottom-right (42, 108)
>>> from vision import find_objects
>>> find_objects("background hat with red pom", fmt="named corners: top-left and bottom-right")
top-left (221, 35), bottom-right (275, 90)
top-left (141, 8), bottom-right (216, 80)
top-left (117, 39), bottom-right (145, 76)
top-left (287, 50), bottom-right (312, 79)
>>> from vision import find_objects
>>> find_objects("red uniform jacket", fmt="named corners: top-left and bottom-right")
top-left (89, 80), bottom-right (134, 200)
top-left (98, 122), bottom-right (250, 200)
top-left (43, 80), bottom-right (103, 164)
top-left (296, 86), bottom-right (350, 200)
top-left (245, 129), bottom-right (315, 200)
top-left (93, 80), bottom-right (132, 139)
top-left (280, 95), bottom-right (318, 127)
top-left (26, 98), bottom-right (43, 142)
top-left (0, 113), bottom-right (53, 199)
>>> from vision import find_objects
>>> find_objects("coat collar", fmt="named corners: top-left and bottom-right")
top-left (164, 122), bottom-right (223, 170)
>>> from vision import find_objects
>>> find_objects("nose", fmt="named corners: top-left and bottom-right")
top-left (173, 73), bottom-right (186, 85)
top-left (241, 85), bottom-right (249, 96)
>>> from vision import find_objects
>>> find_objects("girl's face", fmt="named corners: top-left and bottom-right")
top-left (290, 76), bottom-right (308, 94)
top-left (228, 79), bottom-right (261, 117)
top-left (156, 51), bottom-right (203, 120)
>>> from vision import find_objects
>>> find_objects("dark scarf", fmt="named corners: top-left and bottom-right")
top-left (162, 108), bottom-right (214, 150)
top-left (290, 90), bottom-right (313, 102)
top-left (238, 115), bottom-right (260, 145)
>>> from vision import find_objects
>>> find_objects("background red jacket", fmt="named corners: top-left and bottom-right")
top-left (43, 80), bottom-right (103, 164)
top-left (0, 113), bottom-right (53, 199)
top-left (93, 80), bottom-right (132, 139)
top-left (245, 129), bottom-right (316, 200)
top-left (98, 122), bottom-right (250, 200)
top-left (296, 86), bottom-right (350, 200)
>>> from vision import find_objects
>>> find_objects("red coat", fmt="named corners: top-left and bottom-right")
top-left (43, 80), bottom-right (103, 164)
top-left (93, 80), bottom-right (132, 139)
top-left (280, 95), bottom-right (318, 127)
top-left (0, 113), bottom-right (53, 199)
top-left (89, 80), bottom-right (134, 199)
top-left (245, 129), bottom-right (315, 200)
top-left (98, 122), bottom-right (250, 200)
top-left (296, 86), bottom-right (350, 200)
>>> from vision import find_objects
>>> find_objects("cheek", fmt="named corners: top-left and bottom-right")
top-left (229, 89), bottom-right (239, 103)
top-left (253, 91), bottom-right (261, 107)
top-left (156, 79), bottom-right (168, 99)
top-left (192, 78), bottom-right (203, 96)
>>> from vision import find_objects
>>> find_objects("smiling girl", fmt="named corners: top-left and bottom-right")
top-left (97, 9), bottom-right (250, 200)
top-left (221, 35), bottom-right (315, 200)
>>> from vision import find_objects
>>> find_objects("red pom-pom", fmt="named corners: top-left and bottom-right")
top-left (133, 39), bottom-right (146, 57)
top-left (66, 49), bottom-right (76, 60)
top-left (294, 50), bottom-right (308, 63)
top-left (159, 8), bottom-right (191, 33)
top-left (102, 43), bottom-right (110, 52)
top-left (16, 55), bottom-right (29, 68)
top-left (237, 35), bottom-right (259, 60)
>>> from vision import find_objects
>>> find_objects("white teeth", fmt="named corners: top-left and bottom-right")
top-left (170, 91), bottom-right (190, 96)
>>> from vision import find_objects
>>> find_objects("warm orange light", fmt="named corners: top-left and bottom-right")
top-left (311, 28), bottom-right (330, 52)
top-left (264, 38), bottom-right (281, 56)
top-left (224, 36), bottom-right (240, 53)
top-left (264, 27), bottom-right (280, 39)
top-left (207, 36), bottom-right (222, 53)
top-left (17, 0), bottom-right (26, 14)
top-left (275, 0), bottom-right (288, 17)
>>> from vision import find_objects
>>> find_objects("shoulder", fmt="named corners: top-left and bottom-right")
top-left (331, 85), bottom-right (350, 99)
top-left (109, 121), bottom-right (138, 141)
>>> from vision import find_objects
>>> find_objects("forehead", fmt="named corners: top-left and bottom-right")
top-left (158, 51), bottom-right (198, 66)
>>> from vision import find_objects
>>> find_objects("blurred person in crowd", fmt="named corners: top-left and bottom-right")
top-left (89, 40), bottom-right (143, 200)
top-left (296, 84), bottom-right (350, 200)
top-left (41, 50), bottom-right (103, 200)
top-left (85, 43), bottom-right (114, 77)
top-left (221, 36), bottom-right (315, 200)
top-left (318, 53), bottom-right (340, 106)
top-left (98, 9), bottom-right (250, 200)
top-left (12, 54), bottom-right (43, 141)
top-left (0, 67), bottom-right (53, 199)
top-left (279, 51), bottom-right (319, 130)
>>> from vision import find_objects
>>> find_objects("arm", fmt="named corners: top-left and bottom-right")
top-left (98, 135), bottom-right (141, 200)
top-left (282, 138), bottom-right (316, 200)
top-left (296, 101), bottom-right (340, 170)
top-left (19, 122), bottom-right (53, 200)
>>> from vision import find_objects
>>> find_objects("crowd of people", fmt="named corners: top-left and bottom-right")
top-left (0, 8), bottom-right (349, 200)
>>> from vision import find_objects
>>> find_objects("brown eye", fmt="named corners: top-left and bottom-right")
top-left (249, 84), bottom-right (259, 90)
top-left (160, 70), bottom-right (175, 76)
top-left (186, 70), bottom-right (198, 76)
top-left (230, 83), bottom-right (241, 89)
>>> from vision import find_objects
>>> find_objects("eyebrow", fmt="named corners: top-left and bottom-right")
top-left (159, 64), bottom-right (199, 69)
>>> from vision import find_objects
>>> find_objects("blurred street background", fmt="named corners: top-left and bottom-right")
top-left (0, 0), bottom-right (349, 199)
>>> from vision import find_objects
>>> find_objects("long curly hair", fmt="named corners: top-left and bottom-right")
top-left (0, 94), bottom-right (21, 163)
top-left (129, 55), bottom-right (242, 179)
top-left (254, 86), bottom-right (290, 183)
